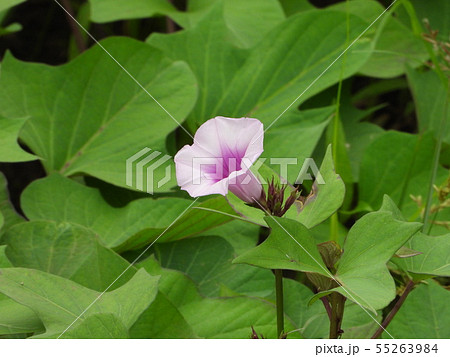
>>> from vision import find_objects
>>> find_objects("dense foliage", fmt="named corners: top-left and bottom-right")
top-left (0, 0), bottom-right (449, 339)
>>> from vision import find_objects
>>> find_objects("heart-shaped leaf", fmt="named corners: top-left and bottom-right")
top-left (384, 281), bottom-right (450, 338)
top-left (285, 145), bottom-right (345, 228)
top-left (4, 221), bottom-right (136, 290)
top-left (91, 0), bottom-right (285, 49)
top-left (139, 257), bottom-right (301, 338)
top-left (393, 231), bottom-right (450, 278)
top-left (233, 216), bottom-right (328, 275)
top-left (0, 267), bottom-right (159, 338)
top-left (0, 296), bottom-right (44, 336)
top-left (0, 37), bottom-right (197, 191)
top-left (130, 292), bottom-right (197, 338)
top-left (0, 173), bottom-right (24, 238)
top-left (155, 235), bottom-right (274, 298)
top-left (150, 5), bottom-right (373, 130)
top-left (0, 116), bottom-right (36, 162)
top-left (331, 208), bottom-right (422, 312)
top-left (21, 174), bottom-right (234, 250)
top-left (61, 313), bottom-right (129, 339)
top-left (359, 131), bottom-right (435, 210)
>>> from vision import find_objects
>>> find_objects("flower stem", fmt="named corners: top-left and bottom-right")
top-left (401, 0), bottom-right (449, 232)
top-left (329, 0), bottom-right (350, 243)
top-left (371, 280), bottom-right (415, 339)
top-left (321, 296), bottom-right (333, 321)
top-left (60, 0), bottom-right (86, 53)
top-left (329, 293), bottom-right (345, 339)
top-left (274, 269), bottom-right (284, 338)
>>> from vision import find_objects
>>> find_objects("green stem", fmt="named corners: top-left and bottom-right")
top-left (426, 209), bottom-right (440, 235)
top-left (401, 0), bottom-right (448, 87)
top-left (275, 269), bottom-right (284, 338)
top-left (330, 213), bottom-right (339, 243)
top-left (401, 0), bottom-right (450, 232)
top-left (423, 112), bottom-right (446, 232)
top-left (329, 0), bottom-right (350, 243)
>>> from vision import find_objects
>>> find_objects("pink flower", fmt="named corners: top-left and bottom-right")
top-left (174, 116), bottom-right (264, 203)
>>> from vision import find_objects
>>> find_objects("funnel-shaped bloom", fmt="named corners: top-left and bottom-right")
top-left (174, 116), bottom-right (264, 203)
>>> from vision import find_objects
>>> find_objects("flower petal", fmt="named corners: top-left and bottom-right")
top-left (228, 169), bottom-right (263, 203)
top-left (193, 116), bottom-right (264, 165)
top-left (174, 116), bottom-right (264, 200)
top-left (174, 144), bottom-right (229, 197)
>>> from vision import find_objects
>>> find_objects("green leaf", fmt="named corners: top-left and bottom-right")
top-left (89, 0), bottom-right (177, 23)
top-left (139, 257), bottom-right (300, 338)
top-left (130, 292), bottom-right (197, 338)
top-left (264, 106), bottom-right (334, 184)
top-left (234, 216), bottom-right (328, 275)
top-left (155, 235), bottom-right (274, 298)
top-left (0, 0), bottom-right (25, 12)
top-left (310, 218), bottom-right (348, 245)
top-left (21, 174), bottom-right (233, 250)
top-left (213, 9), bottom-right (372, 123)
top-left (92, 0), bottom-right (285, 49)
top-left (359, 17), bottom-right (428, 78)
top-left (0, 247), bottom-right (40, 336)
top-left (0, 37), bottom-right (197, 190)
top-left (0, 268), bottom-right (159, 338)
top-left (340, 303), bottom-right (382, 339)
top-left (179, 295), bottom-right (300, 339)
top-left (197, 219), bottom-right (260, 255)
top-left (62, 313), bottom-right (129, 339)
top-left (332, 208), bottom-right (422, 311)
top-left (225, 145), bottom-right (345, 229)
top-left (226, 191), bottom-right (266, 227)
top-left (285, 145), bottom-right (346, 228)
top-left (0, 245), bottom-right (12, 268)
top-left (326, 112), bottom-right (354, 194)
top-left (0, 172), bottom-right (23, 238)
top-left (384, 281), bottom-right (450, 338)
top-left (0, 297), bottom-right (44, 336)
top-left (151, 7), bottom-right (372, 130)
top-left (278, 0), bottom-right (314, 16)
top-left (0, 247), bottom-right (41, 336)
top-left (211, 0), bottom-right (285, 48)
top-left (394, 232), bottom-right (450, 277)
top-left (137, 256), bottom-right (202, 307)
top-left (133, 257), bottom-right (200, 338)
top-left (116, 196), bottom-right (238, 251)
top-left (306, 197), bottom-right (422, 312)
top-left (0, 116), bottom-right (37, 162)
top-left (4, 221), bottom-right (135, 291)
top-left (407, 67), bottom-right (450, 144)
top-left (359, 131), bottom-right (435, 210)
top-left (396, 0), bottom-right (449, 42)
top-left (0, 22), bottom-right (22, 37)
top-left (148, 2), bottom-right (248, 132)
top-left (399, 167), bottom-right (450, 235)
top-left (341, 108), bottom-right (384, 182)
top-left (278, 278), bottom-right (381, 339)
top-left (272, 278), bottom-right (328, 338)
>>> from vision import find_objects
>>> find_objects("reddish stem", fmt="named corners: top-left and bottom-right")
top-left (371, 280), bottom-right (415, 339)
